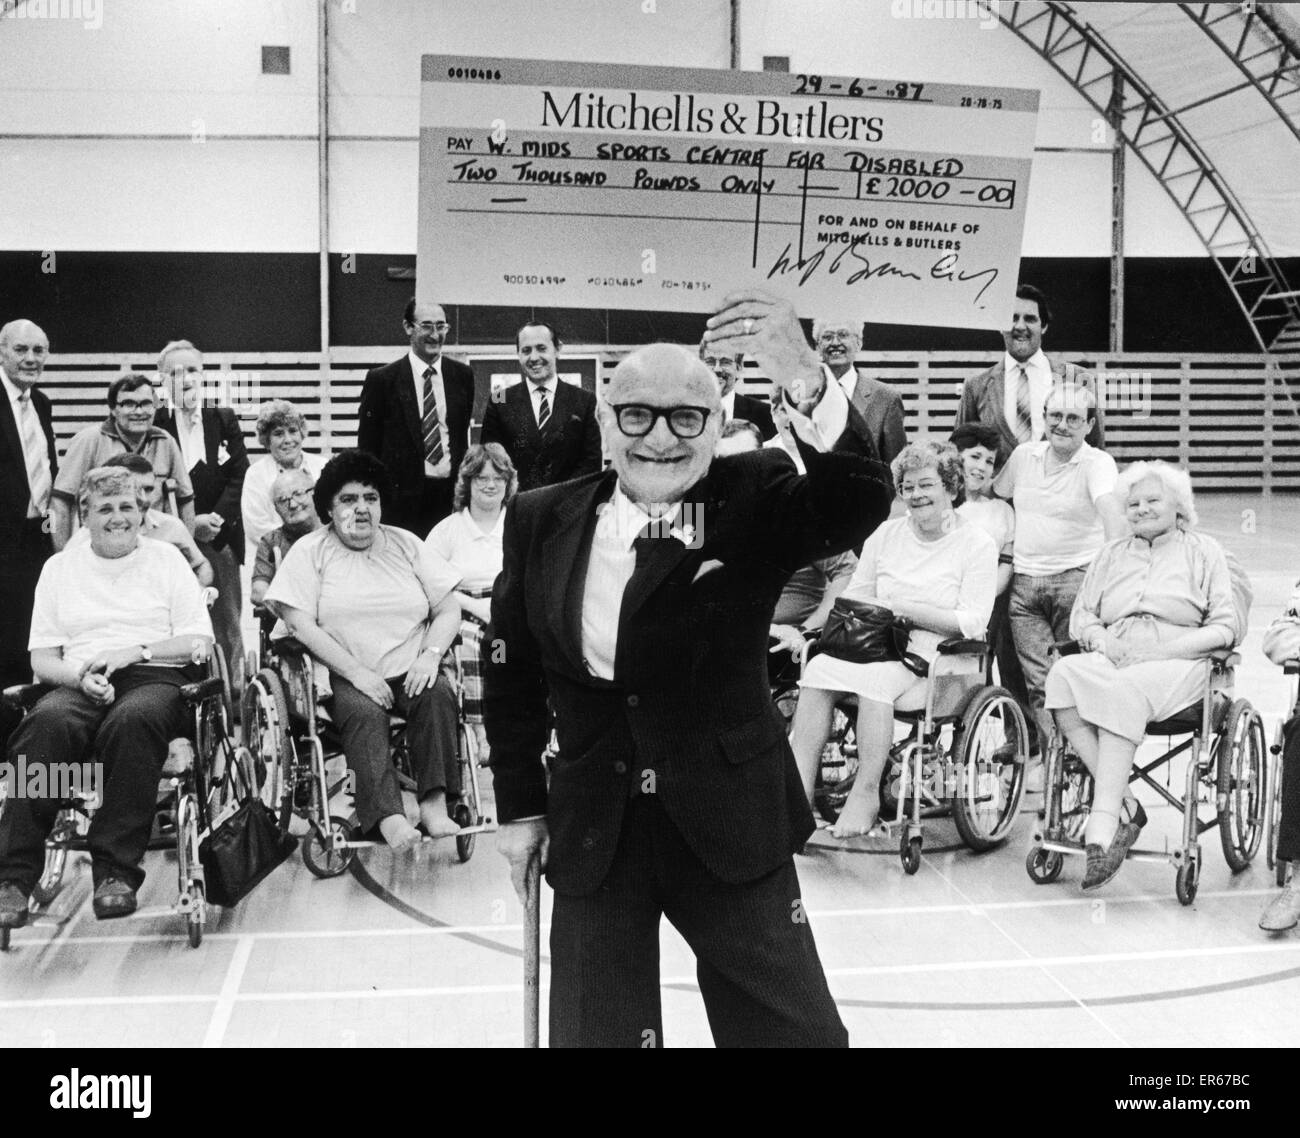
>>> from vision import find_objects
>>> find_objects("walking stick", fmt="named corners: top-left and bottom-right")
top-left (524, 857), bottom-right (541, 1048)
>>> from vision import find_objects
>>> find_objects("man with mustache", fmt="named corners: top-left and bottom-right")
top-left (955, 283), bottom-right (1104, 468)
top-left (479, 321), bottom-right (601, 492)
top-left (485, 288), bottom-right (894, 1047)
top-left (357, 299), bottom-right (474, 537)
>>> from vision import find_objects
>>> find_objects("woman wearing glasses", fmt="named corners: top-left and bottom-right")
top-left (425, 443), bottom-right (517, 757)
top-left (265, 450), bottom-right (464, 848)
top-left (1043, 461), bottom-right (1237, 890)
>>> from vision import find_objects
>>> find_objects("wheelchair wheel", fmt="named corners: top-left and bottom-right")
top-left (951, 687), bottom-right (1029, 852)
top-left (900, 832), bottom-right (922, 875)
top-left (187, 884), bottom-right (204, 948)
top-left (1025, 847), bottom-right (1064, 884)
top-left (1176, 859), bottom-right (1198, 906)
top-left (1218, 700), bottom-right (1266, 873)
top-left (303, 815), bottom-right (356, 878)
top-left (813, 706), bottom-right (857, 824)
top-left (1267, 729), bottom-right (1287, 884)
top-left (242, 669), bottom-right (293, 829)
top-left (454, 803), bottom-right (475, 863)
top-left (0, 927), bottom-right (9, 951)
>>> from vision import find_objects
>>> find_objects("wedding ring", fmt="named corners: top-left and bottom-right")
top-left (744, 318), bottom-right (755, 335)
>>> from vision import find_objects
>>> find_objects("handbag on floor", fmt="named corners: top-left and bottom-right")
top-left (817, 599), bottom-right (928, 677)
top-left (199, 755), bottom-right (298, 908)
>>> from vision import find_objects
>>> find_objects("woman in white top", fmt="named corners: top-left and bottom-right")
top-left (789, 441), bottom-right (998, 839)
top-left (425, 444), bottom-right (516, 749)
top-left (266, 451), bottom-right (463, 850)
top-left (241, 400), bottom-right (324, 566)
top-left (0, 468), bottom-right (213, 928)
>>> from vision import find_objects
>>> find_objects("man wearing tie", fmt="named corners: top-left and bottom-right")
top-left (154, 340), bottom-right (250, 685)
top-left (357, 300), bottom-right (474, 537)
top-left (479, 322), bottom-right (601, 492)
top-left (485, 290), bottom-right (894, 1047)
top-left (814, 316), bottom-right (906, 467)
top-left (0, 319), bottom-right (58, 699)
top-left (954, 284), bottom-right (1104, 468)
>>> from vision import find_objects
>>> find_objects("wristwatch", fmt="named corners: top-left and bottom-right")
top-left (138, 645), bottom-right (153, 663)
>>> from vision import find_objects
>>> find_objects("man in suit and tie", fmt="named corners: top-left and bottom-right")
top-left (697, 339), bottom-right (776, 440)
top-left (954, 284), bottom-right (1104, 468)
top-left (485, 289), bottom-right (894, 1047)
top-left (814, 316), bottom-right (906, 467)
top-left (480, 322), bottom-right (602, 492)
top-left (0, 319), bottom-right (58, 700)
top-left (357, 299), bottom-right (474, 537)
top-left (154, 340), bottom-right (250, 686)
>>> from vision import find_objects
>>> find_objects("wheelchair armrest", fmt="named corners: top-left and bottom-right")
top-left (2, 683), bottom-right (53, 711)
top-left (275, 636), bottom-right (309, 659)
top-left (936, 638), bottom-right (988, 657)
top-left (1051, 639), bottom-right (1082, 658)
top-left (179, 676), bottom-right (226, 707)
top-left (1209, 650), bottom-right (1242, 673)
top-left (1284, 660), bottom-right (1300, 676)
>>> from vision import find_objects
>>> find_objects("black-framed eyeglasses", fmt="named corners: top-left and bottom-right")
top-left (609, 403), bottom-right (713, 439)
top-left (274, 488), bottom-right (313, 507)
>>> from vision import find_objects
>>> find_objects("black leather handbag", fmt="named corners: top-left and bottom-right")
top-left (199, 761), bottom-right (298, 908)
top-left (816, 599), bottom-right (928, 677)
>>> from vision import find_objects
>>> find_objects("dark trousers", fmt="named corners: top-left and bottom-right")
top-left (0, 667), bottom-right (196, 892)
top-left (549, 794), bottom-right (848, 1048)
top-left (0, 519), bottom-right (51, 687)
top-left (1277, 713), bottom-right (1300, 863)
top-left (390, 477), bottom-right (454, 540)
top-left (329, 672), bottom-right (460, 833)
top-left (988, 587), bottom-right (1035, 745)
top-left (201, 541), bottom-right (244, 689)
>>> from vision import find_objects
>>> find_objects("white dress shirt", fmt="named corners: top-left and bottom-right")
top-left (527, 378), bottom-right (558, 427)
top-left (175, 406), bottom-right (207, 473)
top-left (1, 370), bottom-right (51, 518)
top-left (409, 350), bottom-right (451, 479)
top-left (1001, 349), bottom-right (1051, 443)
top-left (579, 368), bottom-right (847, 680)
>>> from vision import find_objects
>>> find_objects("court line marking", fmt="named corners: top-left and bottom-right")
top-left (201, 934), bottom-right (253, 1049)
top-left (1, 885), bottom-right (1280, 947)
top-left (6, 942), bottom-right (1300, 1012)
top-left (917, 858), bottom-right (1130, 1047)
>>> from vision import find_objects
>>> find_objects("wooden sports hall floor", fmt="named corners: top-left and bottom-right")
top-left (1, 494), bottom-right (1297, 1049)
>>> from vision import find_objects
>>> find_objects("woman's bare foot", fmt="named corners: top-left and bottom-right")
top-left (829, 798), bottom-right (879, 840)
top-left (419, 792), bottom-right (461, 839)
top-left (378, 813), bottom-right (422, 850)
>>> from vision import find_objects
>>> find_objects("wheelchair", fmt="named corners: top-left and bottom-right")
top-left (0, 642), bottom-right (241, 951)
top-left (1265, 660), bottom-right (1300, 887)
top-left (1025, 644), bottom-right (1267, 904)
top-left (240, 619), bottom-right (492, 878)
top-left (774, 627), bottom-right (1031, 874)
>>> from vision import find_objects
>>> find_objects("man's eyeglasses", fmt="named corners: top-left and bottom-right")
top-left (274, 488), bottom-right (313, 508)
top-left (702, 356), bottom-right (738, 373)
top-left (609, 403), bottom-right (713, 440)
top-left (1045, 411), bottom-right (1088, 428)
top-left (415, 321), bottom-right (450, 334)
top-left (817, 330), bottom-right (858, 343)
top-left (115, 398), bottom-right (155, 411)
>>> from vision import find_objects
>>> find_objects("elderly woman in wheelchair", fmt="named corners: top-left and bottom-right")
top-left (1043, 461), bottom-right (1239, 891)
top-left (0, 468), bottom-right (213, 930)
top-left (789, 441), bottom-right (999, 840)
top-left (263, 450), bottom-right (463, 851)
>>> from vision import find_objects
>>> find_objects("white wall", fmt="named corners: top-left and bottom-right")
top-left (0, 0), bottom-right (1227, 256)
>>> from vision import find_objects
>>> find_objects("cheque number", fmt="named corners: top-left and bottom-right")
top-left (447, 67), bottom-right (503, 80)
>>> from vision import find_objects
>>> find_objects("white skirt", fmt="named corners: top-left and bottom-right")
top-left (799, 655), bottom-right (929, 711)
top-left (1044, 651), bottom-right (1211, 744)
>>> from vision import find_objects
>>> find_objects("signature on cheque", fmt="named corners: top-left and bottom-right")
top-left (767, 238), bottom-right (999, 305)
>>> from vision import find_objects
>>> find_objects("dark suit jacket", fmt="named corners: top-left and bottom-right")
top-left (484, 428), bottom-right (894, 896)
top-left (842, 370), bottom-right (906, 467)
top-left (479, 379), bottom-right (602, 492)
top-left (155, 405), bottom-right (249, 561)
top-left (357, 354), bottom-right (475, 520)
top-left (731, 392), bottom-right (776, 441)
top-left (955, 357), bottom-right (1104, 467)
top-left (0, 382), bottom-right (57, 546)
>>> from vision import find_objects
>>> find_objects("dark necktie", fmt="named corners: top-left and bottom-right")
top-left (537, 388), bottom-right (551, 430)
top-left (422, 365), bottom-right (444, 466)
